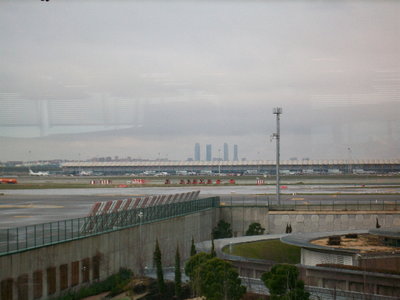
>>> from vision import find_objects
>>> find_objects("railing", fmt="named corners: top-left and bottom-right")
top-left (306, 286), bottom-right (398, 300)
top-left (219, 195), bottom-right (400, 211)
top-left (267, 199), bottom-right (400, 211)
top-left (0, 197), bottom-right (219, 256)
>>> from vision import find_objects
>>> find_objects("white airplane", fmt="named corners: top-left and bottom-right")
top-left (142, 171), bottom-right (156, 175)
top-left (154, 172), bottom-right (169, 176)
top-left (79, 170), bottom-right (93, 176)
top-left (29, 169), bottom-right (49, 176)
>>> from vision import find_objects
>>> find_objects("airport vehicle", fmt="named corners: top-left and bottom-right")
top-left (29, 169), bottom-right (49, 176)
top-left (244, 169), bottom-right (259, 175)
top-left (199, 170), bottom-right (213, 175)
top-left (0, 178), bottom-right (17, 184)
top-left (176, 170), bottom-right (188, 175)
top-left (141, 171), bottom-right (156, 175)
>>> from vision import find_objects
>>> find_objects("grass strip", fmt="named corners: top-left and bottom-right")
top-left (223, 239), bottom-right (301, 264)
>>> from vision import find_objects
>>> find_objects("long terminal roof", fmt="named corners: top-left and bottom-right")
top-left (61, 159), bottom-right (400, 168)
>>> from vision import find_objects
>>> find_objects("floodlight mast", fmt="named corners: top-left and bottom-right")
top-left (273, 107), bottom-right (282, 206)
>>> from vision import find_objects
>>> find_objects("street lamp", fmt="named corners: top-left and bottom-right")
top-left (272, 107), bottom-right (282, 206)
top-left (138, 211), bottom-right (144, 243)
top-left (138, 211), bottom-right (144, 275)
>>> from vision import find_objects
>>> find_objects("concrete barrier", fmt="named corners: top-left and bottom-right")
top-left (218, 207), bottom-right (400, 236)
top-left (0, 209), bottom-right (217, 300)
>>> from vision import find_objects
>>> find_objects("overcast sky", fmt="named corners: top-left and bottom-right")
top-left (0, 0), bottom-right (399, 161)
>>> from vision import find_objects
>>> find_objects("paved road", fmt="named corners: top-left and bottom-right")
top-left (2, 184), bottom-right (400, 196)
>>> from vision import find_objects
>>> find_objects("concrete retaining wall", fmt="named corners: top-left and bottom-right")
top-left (267, 211), bottom-right (400, 234)
top-left (219, 207), bottom-right (400, 236)
top-left (0, 208), bottom-right (217, 300)
top-left (219, 206), bottom-right (269, 237)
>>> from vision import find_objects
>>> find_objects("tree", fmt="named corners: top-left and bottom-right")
top-left (376, 217), bottom-right (381, 228)
top-left (212, 220), bottom-right (233, 239)
top-left (246, 222), bottom-right (265, 236)
top-left (185, 252), bottom-right (213, 297)
top-left (175, 246), bottom-right (182, 299)
top-left (285, 223), bottom-right (292, 234)
top-left (261, 264), bottom-right (309, 300)
top-left (185, 252), bottom-right (213, 281)
top-left (190, 236), bottom-right (197, 257)
top-left (211, 238), bottom-right (217, 257)
top-left (153, 239), bottom-right (165, 295)
top-left (198, 257), bottom-right (246, 300)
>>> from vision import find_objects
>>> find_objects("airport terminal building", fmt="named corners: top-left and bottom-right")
top-left (61, 159), bottom-right (400, 175)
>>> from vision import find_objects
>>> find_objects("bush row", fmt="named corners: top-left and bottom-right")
top-left (52, 268), bottom-right (133, 300)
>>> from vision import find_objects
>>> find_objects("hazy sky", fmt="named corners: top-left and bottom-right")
top-left (1, 0), bottom-right (399, 161)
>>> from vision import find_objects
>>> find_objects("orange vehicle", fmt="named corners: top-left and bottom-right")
top-left (0, 178), bottom-right (17, 184)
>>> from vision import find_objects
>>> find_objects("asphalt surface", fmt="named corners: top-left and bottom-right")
top-left (1, 175), bottom-right (400, 229)
top-left (0, 188), bottom-right (399, 229)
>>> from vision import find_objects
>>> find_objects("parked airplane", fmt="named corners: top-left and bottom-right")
top-left (79, 170), bottom-right (93, 176)
top-left (154, 172), bottom-right (169, 176)
top-left (141, 171), bottom-right (156, 175)
top-left (29, 169), bottom-right (49, 176)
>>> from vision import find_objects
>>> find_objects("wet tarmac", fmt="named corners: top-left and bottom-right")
top-left (1, 184), bottom-right (399, 229)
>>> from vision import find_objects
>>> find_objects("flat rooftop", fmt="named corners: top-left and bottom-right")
top-left (311, 233), bottom-right (400, 254)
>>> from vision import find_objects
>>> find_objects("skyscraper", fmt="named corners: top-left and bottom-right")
top-left (206, 144), bottom-right (212, 161)
top-left (194, 143), bottom-right (200, 161)
top-left (223, 142), bottom-right (229, 161)
top-left (233, 144), bottom-right (239, 161)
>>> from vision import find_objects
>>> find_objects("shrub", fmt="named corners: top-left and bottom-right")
top-left (212, 220), bottom-right (233, 239)
top-left (245, 223), bottom-right (265, 236)
top-left (53, 268), bottom-right (133, 300)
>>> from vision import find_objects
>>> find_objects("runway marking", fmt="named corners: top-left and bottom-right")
top-left (291, 197), bottom-right (304, 201)
top-left (98, 194), bottom-right (146, 197)
top-left (0, 205), bottom-right (64, 209)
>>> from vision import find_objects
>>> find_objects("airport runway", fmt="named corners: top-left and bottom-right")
top-left (0, 186), bottom-right (399, 229)
top-left (2, 184), bottom-right (400, 196)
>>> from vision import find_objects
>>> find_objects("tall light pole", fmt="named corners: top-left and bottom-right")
top-left (347, 147), bottom-right (352, 174)
top-left (138, 211), bottom-right (144, 275)
top-left (273, 107), bottom-right (282, 205)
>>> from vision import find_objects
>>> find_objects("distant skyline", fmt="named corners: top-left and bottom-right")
top-left (233, 144), bottom-right (239, 162)
top-left (192, 142), bottom-right (236, 162)
top-left (206, 144), bottom-right (212, 162)
top-left (223, 143), bottom-right (229, 161)
top-left (194, 143), bottom-right (201, 161)
top-left (1, 0), bottom-right (399, 161)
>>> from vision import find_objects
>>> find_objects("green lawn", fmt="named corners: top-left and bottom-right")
top-left (223, 239), bottom-right (301, 264)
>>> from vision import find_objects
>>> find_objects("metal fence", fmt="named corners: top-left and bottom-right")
top-left (219, 195), bottom-right (400, 211)
top-left (0, 196), bottom-right (219, 256)
top-left (268, 199), bottom-right (400, 211)
top-left (306, 286), bottom-right (398, 300)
